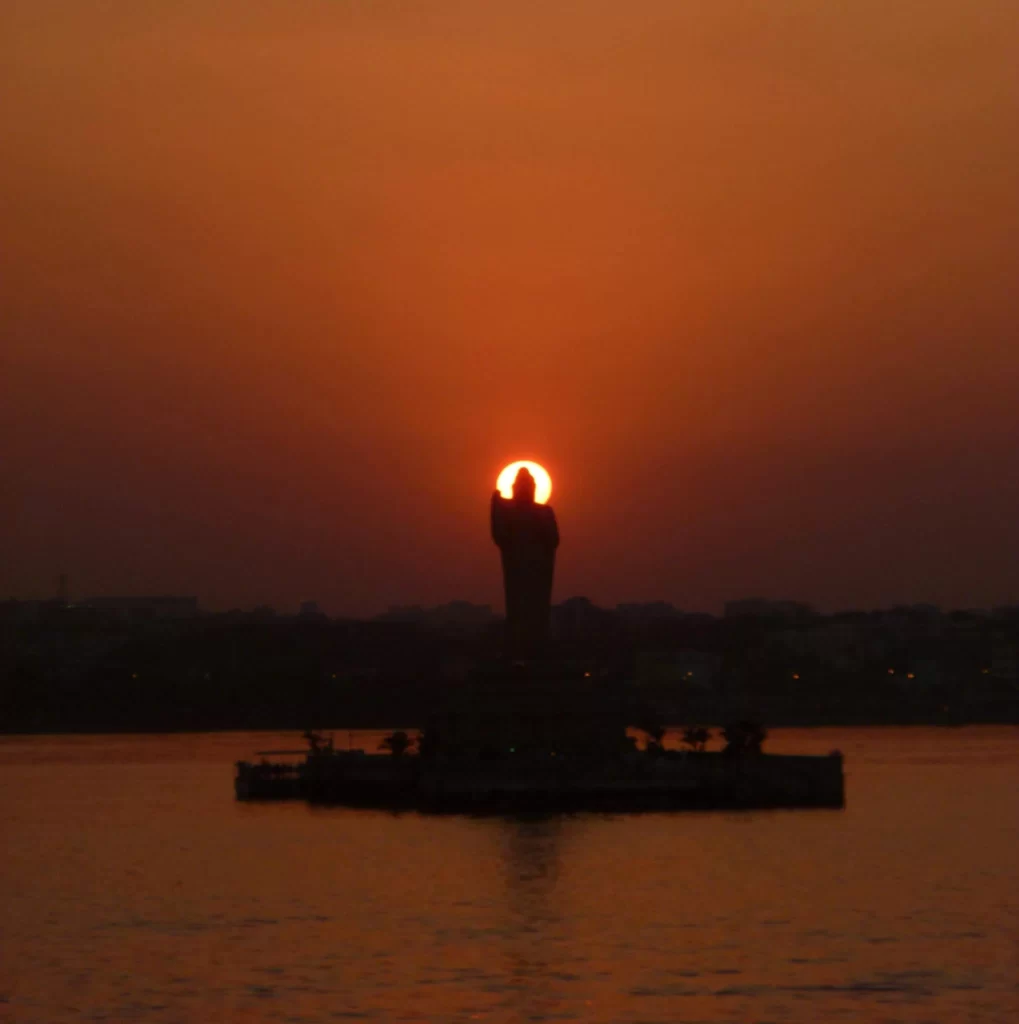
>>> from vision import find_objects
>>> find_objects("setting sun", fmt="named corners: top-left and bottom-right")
top-left (497, 461), bottom-right (552, 504)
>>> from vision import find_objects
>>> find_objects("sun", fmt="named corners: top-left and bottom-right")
top-left (497, 461), bottom-right (553, 504)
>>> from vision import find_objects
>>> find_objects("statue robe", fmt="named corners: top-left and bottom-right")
top-left (491, 493), bottom-right (559, 659)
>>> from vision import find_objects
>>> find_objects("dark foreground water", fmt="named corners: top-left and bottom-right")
top-left (1, 728), bottom-right (1016, 1024)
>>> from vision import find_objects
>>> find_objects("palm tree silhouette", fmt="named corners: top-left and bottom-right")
top-left (681, 725), bottom-right (711, 752)
top-left (379, 730), bottom-right (414, 757)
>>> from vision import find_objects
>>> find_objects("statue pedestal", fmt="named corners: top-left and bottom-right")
top-left (424, 661), bottom-right (632, 761)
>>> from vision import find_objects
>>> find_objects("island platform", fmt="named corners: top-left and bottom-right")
top-left (235, 742), bottom-right (845, 811)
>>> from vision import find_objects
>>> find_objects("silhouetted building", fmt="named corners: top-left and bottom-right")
top-left (724, 598), bottom-right (814, 622)
top-left (299, 600), bottom-right (324, 619)
top-left (774, 621), bottom-right (887, 674)
top-left (428, 601), bottom-right (496, 627)
top-left (80, 596), bottom-right (198, 623)
top-left (491, 467), bottom-right (559, 659)
top-left (376, 602), bottom-right (496, 627)
top-left (616, 601), bottom-right (682, 623)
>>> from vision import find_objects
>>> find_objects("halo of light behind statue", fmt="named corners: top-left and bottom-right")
top-left (496, 461), bottom-right (552, 504)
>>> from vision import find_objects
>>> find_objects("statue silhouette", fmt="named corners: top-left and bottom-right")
top-left (491, 467), bottom-right (559, 660)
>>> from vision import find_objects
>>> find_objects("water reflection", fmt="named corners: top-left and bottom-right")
top-left (500, 815), bottom-right (564, 913)
top-left (496, 815), bottom-right (574, 1020)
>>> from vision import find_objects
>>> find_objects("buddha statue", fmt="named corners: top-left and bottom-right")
top-left (491, 467), bottom-right (559, 660)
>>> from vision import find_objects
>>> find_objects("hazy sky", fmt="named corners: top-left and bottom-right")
top-left (3, 1), bottom-right (1017, 614)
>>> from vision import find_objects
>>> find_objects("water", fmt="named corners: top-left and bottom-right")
top-left (1, 728), bottom-right (1016, 1023)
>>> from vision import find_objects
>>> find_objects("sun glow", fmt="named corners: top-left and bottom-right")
top-left (497, 461), bottom-right (552, 504)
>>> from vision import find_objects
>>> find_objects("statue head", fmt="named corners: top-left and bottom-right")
top-left (512, 466), bottom-right (536, 504)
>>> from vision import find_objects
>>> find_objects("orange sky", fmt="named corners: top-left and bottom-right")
top-left (2, 1), bottom-right (1017, 614)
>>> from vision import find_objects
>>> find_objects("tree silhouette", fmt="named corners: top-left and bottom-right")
top-left (640, 722), bottom-right (666, 754)
top-left (721, 720), bottom-right (767, 755)
top-left (681, 725), bottom-right (711, 752)
top-left (303, 729), bottom-right (333, 753)
top-left (379, 730), bottom-right (414, 757)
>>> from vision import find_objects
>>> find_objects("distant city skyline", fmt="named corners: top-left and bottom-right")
top-left (7, 589), bottom-right (1017, 624)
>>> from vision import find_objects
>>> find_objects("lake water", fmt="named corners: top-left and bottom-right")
top-left (1, 727), bottom-right (1016, 1023)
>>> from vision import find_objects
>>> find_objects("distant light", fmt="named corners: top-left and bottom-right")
top-left (584, 672), bottom-right (591, 678)
top-left (792, 673), bottom-right (800, 680)
top-left (509, 747), bottom-right (516, 753)
top-left (907, 673), bottom-right (915, 680)
top-left (888, 669), bottom-right (895, 674)
top-left (982, 668), bottom-right (990, 674)
top-left (131, 673), bottom-right (138, 679)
